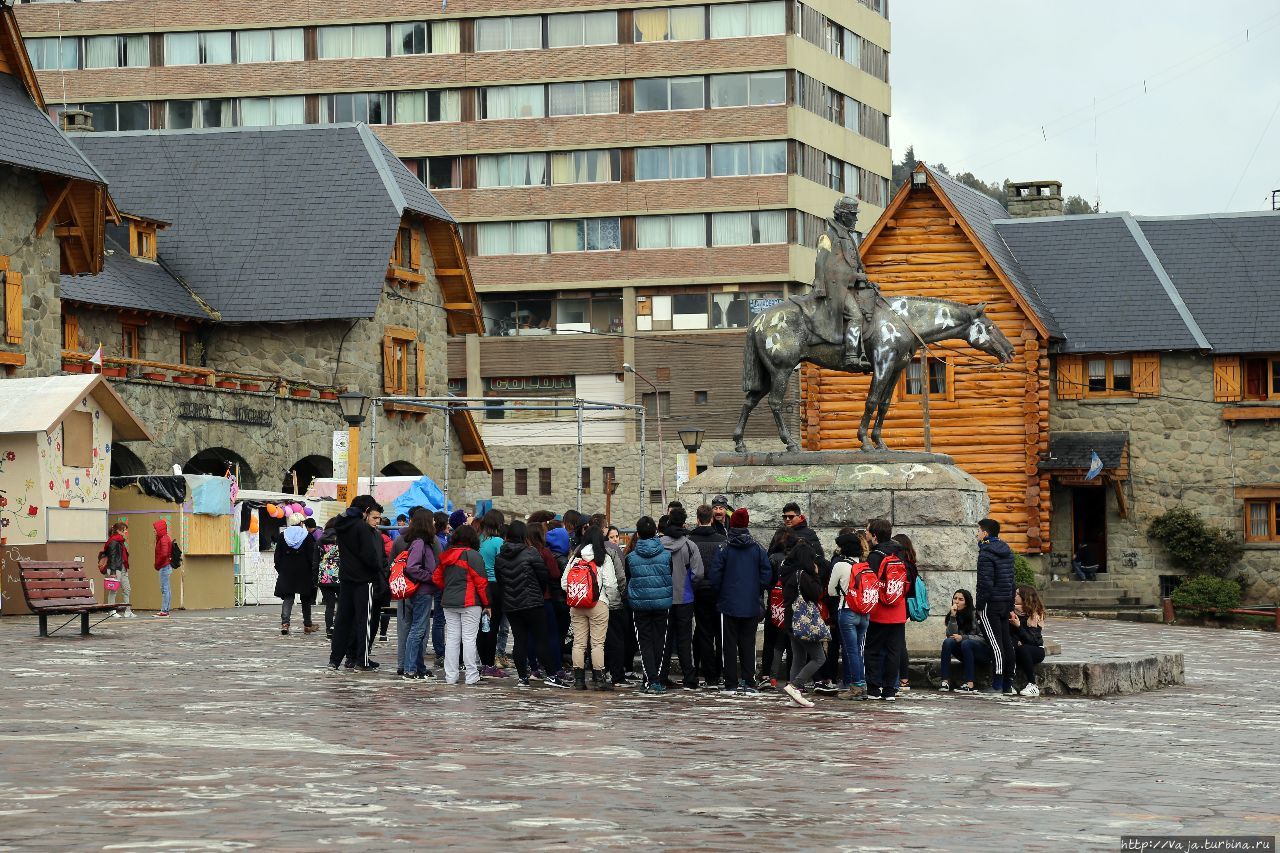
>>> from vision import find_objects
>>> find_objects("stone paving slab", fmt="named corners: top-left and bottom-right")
top-left (1, 610), bottom-right (1278, 850)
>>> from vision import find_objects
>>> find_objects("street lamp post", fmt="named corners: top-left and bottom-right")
top-left (624, 363), bottom-right (665, 508)
top-left (677, 425), bottom-right (705, 482)
top-left (337, 391), bottom-right (371, 503)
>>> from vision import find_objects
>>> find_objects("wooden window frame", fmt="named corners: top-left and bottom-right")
top-left (1084, 355), bottom-right (1134, 398)
top-left (129, 222), bottom-right (158, 261)
top-left (581, 467), bottom-right (591, 494)
top-left (492, 469), bottom-right (504, 497)
top-left (62, 312), bottom-right (79, 351)
top-left (121, 322), bottom-right (144, 359)
top-left (382, 326), bottom-right (416, 395)
top-left (515, 468), bottom-right (528, 495)
top-left (387, 223), bottom-right (427, 286)
top-left (539, 467), bottom-right (552, 496)
top-left (1241, 356), bottom-right (1280, 402)
top-left (1243, 497), bottom-right (1280, 542)
top-left (897, 354), bottom-right (954, 402)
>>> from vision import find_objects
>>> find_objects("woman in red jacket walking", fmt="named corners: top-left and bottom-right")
top-left (431, 525), bottom-right (490, 685)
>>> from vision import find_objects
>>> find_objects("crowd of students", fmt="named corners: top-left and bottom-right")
top-left (298, 494), bottom-right (1047, 705)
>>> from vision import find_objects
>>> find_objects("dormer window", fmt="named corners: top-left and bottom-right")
top-left (129, 221), bottom-right (157, 261)
top-left (387, 222), bottom-right (426, 287)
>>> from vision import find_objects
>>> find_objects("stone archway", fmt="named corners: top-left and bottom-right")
top-left (381, 460), bottom-right (422, 477)
top-left (185, 447), bottom-right (257, 489)
top-left (283, 455), bottom-right (333, 495)
top-left (110, 443), bottom-right (147, 477)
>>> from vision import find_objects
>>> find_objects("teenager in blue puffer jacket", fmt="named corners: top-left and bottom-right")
top-left (625, 516), bottom-right (673, 694)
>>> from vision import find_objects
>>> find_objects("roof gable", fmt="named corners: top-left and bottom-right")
top-left (0, 374), bottom-right (151, 441)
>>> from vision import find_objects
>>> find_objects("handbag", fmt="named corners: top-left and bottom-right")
top-left (103, 575), bottom-right (121, 592)
top-left (791, 596), bottom-right (831, 642)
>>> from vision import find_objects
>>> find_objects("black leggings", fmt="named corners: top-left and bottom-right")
top-left (507, 606), bottom-right (554, 680)
top-left (1015, 644), bottom-right (1046, 685)
top-left (321, 586), bottom-right (339, 633)
top-left (477, 584), bottom-right (503, 667)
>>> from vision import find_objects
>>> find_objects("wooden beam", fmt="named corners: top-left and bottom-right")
top-left (1110, 475), bottom-right (1129, 519)
top-left (63, 192), bottom-right (92, 268)
top-left (35, 182), bottom-right (73, 237)
top-left (434, 268), bottom-right (467, 277)
top-left (1222, 406), bottom-right (1280, 422)
top-left (53, 226), bottom-right (84, 239)
top-left (0, 351), bottom-right (27, 367)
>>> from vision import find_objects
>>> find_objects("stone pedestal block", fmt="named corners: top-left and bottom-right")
top-left (681, 451), bottom-right (990, 651)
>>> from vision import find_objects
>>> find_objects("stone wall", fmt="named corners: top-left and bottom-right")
top-left (73, 306), bottom-right (182, 363)
top-left (0, 165), bottom-right (63, 377)
top-left (1049, 352), bottom-right (1280, 603)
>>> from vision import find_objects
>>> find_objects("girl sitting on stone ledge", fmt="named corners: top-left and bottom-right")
top-left (1010, 586), bottom-right (1047, 697)
top-left (939, 589), bottom-right (989, 693)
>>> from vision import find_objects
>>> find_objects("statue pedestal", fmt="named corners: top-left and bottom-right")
top-left (682, 451), bottom-right (990, 652)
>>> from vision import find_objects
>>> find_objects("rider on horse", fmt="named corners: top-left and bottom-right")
top-left (793, 197), bottom-right (880, 371)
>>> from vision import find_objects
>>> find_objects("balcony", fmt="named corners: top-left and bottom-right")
top-left (60, 351), bottom-right (339, 400)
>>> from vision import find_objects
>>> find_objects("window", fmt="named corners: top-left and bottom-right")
top-left (650, 489), bottom-right (663, 505)
top-left (382, 328), bottom-right (414, 395)
top-left (424, 157), bottom-right (461, 190)
top-left (710, 1), bottom-right (785, 37)
top-left (635, 76), bottom-right (705, 112)
top-left (318, 24), bottom-right (388, 58)
top-left (1244, 498), bottom-right (1280, 542)
top-left (393, 89), bottom-right (461, 124)
top-left (548, 11), bottom-right (618, 47)
top-left (164, 31), bottom-right (232, 66)
top-left (83, 102), bottom-right (150, 132)
top-left (548, 80), bottom-right (618, 116)
top-left (549, 149), bottom-right (619, 184)
top-left (550, 218), bottom-right (621, 253)
top-left (479, 85), bottom-right (546, 120)
top-left (637, 214), bottom-right (706, 249)
top-left (179, 330), bottom-right (194, 365)
top-left (1242, 357), bottom-right (1280, 401)
top-left (711, 290), bottom-right (779, 328)
top-left (239, 96), bottom-right (304, 126)
top-left (477, 153), bottom-right (547, 188)
top-left (323, 92), bottom-right (387, 124)
top-left (129, 222), bottom-right (157, 261)
top-left (121, 324), bottom-right (143, 359)
top-left (581, 467), bottom-right (591, 494)
top-left (642, 391), bottom-right (671, 419)
top-left (554, 294), bottom-right (622, 333)
top-left (237, 28), bottom-right (303, 63)
top-left (25, 37), bottom-right (79, 70)
top-left (84, 34), bottom-right (148, 68)
top-left (634, 5), bottom-right (706, 42)
top-left (711, 210), bottom-right (786, 246)
top-left (166, 99), bottom-right (233, 129)
top-left (1085, 356), bottom-right (1133, 397)
top-left (476, 16), bottom-right (543, 51)
top-left (62, 313), bottom-right (78, 351)
top-left (492, 469), bottom-right (504, 497)
top-left (62, 410), bottom-right (93, 469)
top-left (539, 467), bottom-right (552, 496)
top-left (710, 141), bottom-right (786, 176)
top-left (391, 22), bottom-right (427, 56)
top-left (695, 390), bottom-right (709, 405)
top-left (603, 466), bottom-right (616, 493)
top-left (709, 71), bottom-right (785, 107)
top-left (900, 356), bottom-right (953, 401)
top-left (477, 221), bottom-right (549, 256)
top-left (635, 145), bottom-right (706, 180)
top-left (516, 468), bottom-right (528, 495)
top-left (672, 293), bottom-right (709, 330)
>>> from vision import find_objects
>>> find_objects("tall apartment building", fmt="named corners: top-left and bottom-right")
top-left (17, 0), bottom-right (891, 522)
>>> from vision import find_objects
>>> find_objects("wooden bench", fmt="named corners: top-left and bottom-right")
top-left (19, 560), bottom-right (124, 637)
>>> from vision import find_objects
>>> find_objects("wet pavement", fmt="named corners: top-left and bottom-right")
top-left (1, 609), bottom-right (1277, 851)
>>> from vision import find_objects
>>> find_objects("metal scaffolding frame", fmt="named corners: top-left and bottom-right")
top-left (369, 396), bottom-right (648, 512)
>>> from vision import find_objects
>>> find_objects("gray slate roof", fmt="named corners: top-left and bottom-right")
top-left (70, 124), bottom-right (453, 323)
top-left (1136, 214), bottom-right (1280, 354)
top-left (925, 168), bottom-right (1063, 339)
top-left (60, 237), bottom-right (207, 319)
top-left (1041, 431), bottom-right (1128, 471)
top-left (0, 71), bottom-right (103, 184)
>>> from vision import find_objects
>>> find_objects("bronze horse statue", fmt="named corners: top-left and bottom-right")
top-left (733, 293), bottom-right (1016, 452)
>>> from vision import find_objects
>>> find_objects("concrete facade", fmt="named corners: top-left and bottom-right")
top-left (0, 165), bottom-right (64, 378)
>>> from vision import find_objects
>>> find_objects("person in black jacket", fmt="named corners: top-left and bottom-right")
top-left (495, 520), bottom-right (570, 689)
top-left (274, 512), bottom-right (318, 636)
top-left (781, 541), bottom-right (826, 708)
top-left (327, 496), bottom-right (386, 672)
top-left (688, 504), bottom-right (727, 688)
top-left (975, 518), bottom-right (1016, 695)
top-left (1010, 585), bottom-right (1046, 697)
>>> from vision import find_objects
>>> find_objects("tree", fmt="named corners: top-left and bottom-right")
top-left (1147, 506), bottom-right (1243, 578)
top-left (1063, 194), bottom-right (1099, 215)
top-left (891, 145), bottom-right (1100, 215)
top-left (891, 145), bottom-right (918, 192)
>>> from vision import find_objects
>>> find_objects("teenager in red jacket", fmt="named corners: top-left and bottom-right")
top-left (865, 517), bottom-right (907, 701)
top-left (431, 525), bottom-right (491, 685)
top-left (153, 519), bottom-right (174, 618)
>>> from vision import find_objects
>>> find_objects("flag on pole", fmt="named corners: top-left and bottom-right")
top-left (88, 344), bottom-right (103, 370)
top-left (1085, 450), bottom-right (1103, 481)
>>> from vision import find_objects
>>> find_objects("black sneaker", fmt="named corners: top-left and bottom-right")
top-left (515, 678), bottom-right (531, 689)
top-left (542, 675), bottom-right (571, 689)
top-left (356, 661), bottom-right (380, 672)
top-left (813, 683), bottom-right (842, 696)
top-left (326, 662), bottom-right (340, 672)
top-left (702, 680), bottom-right (723, 691)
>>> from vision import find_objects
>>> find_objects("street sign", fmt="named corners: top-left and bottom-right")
top-left (332, 430), bottom-right (349, 470)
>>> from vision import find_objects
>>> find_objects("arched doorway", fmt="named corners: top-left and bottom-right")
top-left (381, 460), bottom-right (422, 477)
top-left (282, 455), bottom-right (333, 494)
top-left (110, 443), bottom-right (146, 477)
top-left (184, 447), bottom-right (257, 489)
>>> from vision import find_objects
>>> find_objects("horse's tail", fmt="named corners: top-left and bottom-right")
top-left (742, 325), bottom-right (767, 394)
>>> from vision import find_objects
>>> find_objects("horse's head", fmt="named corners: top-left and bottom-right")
top-left (966, 304), bottom-right (1016, 363)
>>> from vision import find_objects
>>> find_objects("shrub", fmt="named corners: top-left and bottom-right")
top-left (1170, 575), bottom-right (1242, 612)
top-left (1013, 553), bottom-right (1035, 587)
top-left (1147, 506), bottom-right (1243, 578)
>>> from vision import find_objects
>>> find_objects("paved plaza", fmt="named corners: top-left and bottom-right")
top-left (1, 610), bottom-right (1277, 850)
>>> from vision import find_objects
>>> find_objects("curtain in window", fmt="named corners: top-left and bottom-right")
top-left (582, 150), bottom-right (611, 182)
top-left (755, 210), bottom-right (786, 244)
top-left (749, 71), bottom-right (785, 105)
top-left (477, 155), bottom-right (503, 187)
top-left (637, 216), bottom-right (669, 249)
top-left (547, 14), bottom-right (581, 48)
top-left (712, 212), bottom-right (751, 246)
top-left (670, 6), bottom-right (706, 40)
top-left (671, 214), bottom-right (705, 247)
top-left (433, 90), bottom-right (461, 122)
top-left (1250, 503), bottom-right (1270, 539)
top-left (584, 80), bottom-right (617, 114)
top-left (204, 32), bottom-right (232, 64)
top-left (510, 16), bottom-right (542, 49)
top-left (368, 93), bottom-right (386, 124)
top-left (204, 99), bottom-right (233, 127)
top-left (587, 218), bottom-right (620, 250)
top-left (551, 220), bottom-right (582, 252)
top-left (482, 86), bottom-right (510, 119)
top-left (512, 85), bottom-right (544, 118)
top-left (712, 143), bottom-right (749, 176)
top-left (272, 96), bottom-right (304, 125)
top-left (123, 35), bottom-right (148, 67)
top-left (239, 98), bottom-right (270, 126)
top-left (750, 1), bottom-right (786, 35)
top-left (670, 145), bottom-right (705, 179)
top-left (710, 4), bottom-right (748, 38)
top-left (275, 29), bottom-right (303, 61)
top-left (549, 152), bottom-right (577, 184)
top-left (431, 21), bottom-right (460, 54)
top-left (843, 29), bottom-right (860, 65)
top-left (238, 30), bottom-right (272, 63)
top-left (478, 223), bottom-right (513, 255)
top-left (85, 103), bottom-right (116, 131)
top-left (318, 27), bottom-right (351, 58)
top-left (549, 83), bottom-right (582, 116)
top-left (752, 141), bottom-right (786, 174)
top-left (633, 8), bottom-right (668, 42)
top-left (513, 221), bottom-right (548, 254)
top-left (583, 11), bottom-right (617, 44)
top-left (635, 147), bottom-right (667, 180)
top-left (167, 101), bottom-right (195, 129)
top-left (84, 36), bottom-right (118, 68)
top-left (843, 162), bottom-right (859, 197)
top-left (165, 32), bottom-right (199, 65)
top-left (475, 19), bottom-right (507, 52)
top-left (524, 153), bottom-right (547, 186)
top-left (353, 24), bottom-right (386, 57)
top-left (394, 91), bottom-right (425, 124)
top-left (710, 74), bottom-right (747, 108)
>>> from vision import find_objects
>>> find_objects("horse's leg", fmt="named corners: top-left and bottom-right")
top-left (767, 367), bottom-right (799, 452)
top-left (733, 389), bottom-right (766, 453)
top-left (871, 361), bottom-right (908, 450)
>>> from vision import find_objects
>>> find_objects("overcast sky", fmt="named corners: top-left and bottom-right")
top-left (889, 1), bottom-right (1280, 215)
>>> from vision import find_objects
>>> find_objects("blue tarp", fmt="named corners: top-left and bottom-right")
top-left (389, 475), bottom-right (453, 521)
top-left (191, 477), bottom-right (231, 515)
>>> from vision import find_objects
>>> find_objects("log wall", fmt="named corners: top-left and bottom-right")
top-left (801, 184), bottom-right (1052, 553)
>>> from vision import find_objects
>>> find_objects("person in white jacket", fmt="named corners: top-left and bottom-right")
top-left (562, 526), bottom-right (619, 691)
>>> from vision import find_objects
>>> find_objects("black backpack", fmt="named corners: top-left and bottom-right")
top-left (170, 541), bottom-right (183, 569)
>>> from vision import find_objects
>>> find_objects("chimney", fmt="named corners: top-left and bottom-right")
top-left (1007, 180), bottom-right (1063, 218)
top-left (59, 108), bottom-right (94, 134)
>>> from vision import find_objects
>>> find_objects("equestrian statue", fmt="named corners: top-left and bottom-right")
top-left (733, 197), bottom-right (1016, 453)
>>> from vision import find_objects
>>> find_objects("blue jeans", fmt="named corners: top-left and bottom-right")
top-left (1072, 560), bottom-right (1097, 581)
top-left (158, 565), bottom-right (173, 612)
top-left (403, 587), bottom-right (434, 676)
top-left (941, 637), bottom-right (991, 684)
top-left (837, 609), bottom-right (868, 688)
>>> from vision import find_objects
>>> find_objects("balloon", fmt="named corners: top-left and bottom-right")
top-left (303, 506), bottom-right (314, 517)
top-left (266, 503), bottom-right (277, 516)
top-left (292, 503), bottom-right (304, 515)
top-left (248, 514), bottom-right (259, 533)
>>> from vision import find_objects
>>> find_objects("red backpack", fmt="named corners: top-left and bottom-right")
top-left (841, 561), bottom-right (880, 615)
top-left (388, 550), bottom-right (418, 601)
top-left (564, 557), bottom-right (601, 608)
top-left (877, 553), bottom-right (909, 605)
top-left (768, 581), bottom-right (786, 628)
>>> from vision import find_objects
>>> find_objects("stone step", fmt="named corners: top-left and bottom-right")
top-left (908, 649), bottom-right (1184, 696)
top-left (1048, 579), bottom-right (1127, 590)
top-left (1043, 597), bottom-right (1147, 609)
top-left (1046, 608), bottom-right (1165, 623)
top-left (1042, 589), bottom-right (1137, 605)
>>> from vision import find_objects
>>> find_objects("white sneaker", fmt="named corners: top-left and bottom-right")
top-left (124, 609), bottom-right (136, 618)
top-left (783, 684), bottom-right (814, 708)
top-left (111, 611), bottom-right (122, 618)
top-left (1018, 683), bottom-right (1040, 697)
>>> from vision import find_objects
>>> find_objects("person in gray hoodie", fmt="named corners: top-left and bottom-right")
top-left (658, 507), bottom-right (704, 689)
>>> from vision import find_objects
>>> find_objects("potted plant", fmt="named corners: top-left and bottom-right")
top-left (319, 389), bottom-right (338, 401)
top-left (173, 374), bottom-right (200, 385)
top-left (291, 387), bottom-right (313, 399)
top-left (141, 370), bottom-right (167, 381)
top-left (57, 499), bottom-right (71, 508)
top-left (215, 379), bottom-right (238, 389)
top-left (62, 361), bottom-right (84, 374)
top-left (239, 380), bottom-right (263, 392)
top-left (100, 366), bottom-right (126, 378)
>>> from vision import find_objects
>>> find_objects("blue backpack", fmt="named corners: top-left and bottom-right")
top-left (907, 575), bottom-right (930, 622)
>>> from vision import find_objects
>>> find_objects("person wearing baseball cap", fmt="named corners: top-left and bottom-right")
top-left (710, 496), bottom-right (731, 535)
top-left (707, 507), bottom-right (772, 694)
